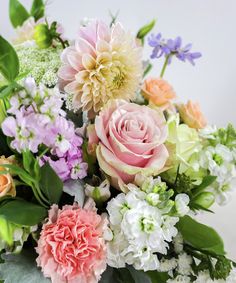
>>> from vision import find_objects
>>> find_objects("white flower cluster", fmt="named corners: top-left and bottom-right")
top-left (106, 177), bottom-right (190, 271)
top-left (200, 130), bottom-right (236, 205)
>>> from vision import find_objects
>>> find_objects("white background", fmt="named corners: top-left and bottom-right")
top-left (1, 0), bottom-right (236, 259)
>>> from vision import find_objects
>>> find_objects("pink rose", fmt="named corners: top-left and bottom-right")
top-left (36, 201), bottom-right (107, 283)
top-left (89, 99), bottom-right (169, 191)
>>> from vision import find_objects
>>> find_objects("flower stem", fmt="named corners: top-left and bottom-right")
top-left (160, 55), bottom-right (170, 78)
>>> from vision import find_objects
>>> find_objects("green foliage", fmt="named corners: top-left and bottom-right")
top-left (192, 175), bottom-right (217, 197)
top-left (0, 250), bottom-right (50, 283)
top-left (177, 215), bottom-right (225, 256)
top-left (9, 0), bottom-right (30, 28)
top-left (39, 162), bottom-right (63, 205)
top-left (217, 124), bottom-right (236, 149)
top-left (0, 129), bottom-right (12, 156)
top-left (2, 153), bottom-right (63, 207)
top-left (0, 198), bottom-right (47, 226)
top-left (31, 0), bottom-right (45, 21)
top-left (213, 256), bottom-right (232, 280)
top-left (0, 36), bottom-right (19, 82)
top-left (137, 19), bottom-right (156, 44)
top-left (175, 173), bottom-right (194, 193)
top-left (99, 266), bottom-right (169, 283)
top-left (9, 0), bottom-right (45, 27)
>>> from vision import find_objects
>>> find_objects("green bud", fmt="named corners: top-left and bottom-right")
top-left (194, 192), bottom-right (215, 209)
top-left (0, 216), bottom-right (15, 246)
top-left (34, 24), bottom-right (52, 49)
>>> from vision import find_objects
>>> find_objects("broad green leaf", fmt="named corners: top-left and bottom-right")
top-left (137, 19), bottom-right (156, 40)
top-left (0, 199), bottom-right (47, 226)
top-left (39, 162), bottom-right (63, 204)
top-left (0, 250), bottom-right (50, 283)
top-left (146, 271), bottom-right (169, 283)
top-left (0, 36), bottom-right (19, 81)
top-left (9, 0), bottom-right (30, 28)
top-left (100, 266), bottom-right (134, 283)
top-left (31, 0), bottom-right (45, 21)
top-left (177, 215), bottom-right (225, 256)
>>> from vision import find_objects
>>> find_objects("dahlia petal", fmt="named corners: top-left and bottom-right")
top-left (58, 65), bottom-right (77, 81)
top-left (82, 53), bottom-right (96, 70)
top-left (64, 81), bottom-right (80, 94)
top-left (75, 37), bottom-right (96, 56)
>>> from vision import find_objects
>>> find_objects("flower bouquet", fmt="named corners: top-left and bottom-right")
top-left (0, 1), bottom-right (236, 282)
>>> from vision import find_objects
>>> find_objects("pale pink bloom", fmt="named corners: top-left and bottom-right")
top-left (36, 201), bottom-right (107, 283)
top-left (88, 99), bottom-right (169, 191)
top-left (58, 20), bottom-right (142, 116)
top-left (13, 17), bottom-right (36, 44)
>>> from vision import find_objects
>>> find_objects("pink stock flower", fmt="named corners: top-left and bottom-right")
top-left (58, 20), bottom-right (142, 116)
top-left (88, 99), bottom-right (169, 191)
top-left (36, 201), bottom-right (107, 283)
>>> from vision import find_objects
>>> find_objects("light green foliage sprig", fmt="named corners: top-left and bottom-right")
top-left (15, 44), bottom-right (62, 87)
top-left (209, 124), bottom-right (236, 150)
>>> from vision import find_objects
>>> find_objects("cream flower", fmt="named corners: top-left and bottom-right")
top-left (58, 20), bottom-right (142, 115)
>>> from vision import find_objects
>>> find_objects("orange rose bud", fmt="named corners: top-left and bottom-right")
top-left (178, 100), bottom-right (207, 129)
top-left (0, 156), bottom-right (16, 198)
top-left (141, 77), bottom-right (176, 109)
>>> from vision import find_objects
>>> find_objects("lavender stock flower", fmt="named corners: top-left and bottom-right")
top-left (148, 33), bottom-right (202, 65)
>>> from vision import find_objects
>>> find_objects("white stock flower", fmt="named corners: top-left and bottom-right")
top-left (106, 185), bottom-right (180, 271)
top-left (158, 258), bottom-right (178, 273)
top-left (173, 233), bottom-right (184, 254)
top-left (175, 194), bottom-right (190, 216)
top-left (200, 144), bottom-right (235, 184)
top-left (199, 125), bottom-right (218, 140)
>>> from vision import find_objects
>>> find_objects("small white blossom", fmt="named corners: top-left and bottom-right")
top-left (173, 233), bottom-right (184, 254)
top-left (175, 194), bottom-right (190, 216)
top-left (85, 179), bottom-right (111, 202)
top-left (199, 125), bottom-right (218, 140)
top-left (158, 258), bottom-right (178, 272)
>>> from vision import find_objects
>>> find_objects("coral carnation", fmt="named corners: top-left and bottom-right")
top-left (58, 20), bottom-right (142, 115)
top-left (36, 201), bottom-right (107, 283)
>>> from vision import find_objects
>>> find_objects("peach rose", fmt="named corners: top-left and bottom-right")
top-left (178, 100), bottom-right (207, 129)
top-left (0, 156), bottom-right (15, 198)
top-left (142, 77), bottom-right (176, 110)
top-left (88, 99), bottom-right (169, 191)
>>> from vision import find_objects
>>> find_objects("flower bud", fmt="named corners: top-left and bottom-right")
top-left (194, 192), bottom-right (215, 209)
top-left (146, 193), bottom-right (160, 206)
top-left (34, 24), bottom-right (52, 49)
top-left (175, 193), bottom-right (190, 216)
top-left (85, 179), bottom-right (111, 203)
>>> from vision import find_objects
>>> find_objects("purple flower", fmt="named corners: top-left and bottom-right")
top-left (148, 33), bottom-right (202, 65)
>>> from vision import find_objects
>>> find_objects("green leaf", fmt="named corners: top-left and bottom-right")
top-left (146, 271), bottom-right (169, 283)
top-left (0, 199), bottom-right (47, 226)
top-left (192, 176), bottom-right (217, 196)
top-left (127, 266), bottom-right (151, 283)
top-left (177, 215), bottom-right (225, 256)
top-left (0, 250), bottom-right (50, 283)
top-left (213, 256), bottom-right (232, 280)
top-left (9, 0), bottom-right (30, 28)
top-left (137, 19), bottom-right (156, 40)
top-left (0, 129), bottom-right (12, 156)
top-left (39, 162), bottom-right (63, 204)
top-left (0, 36), bottom-right (19, 81)
top-left (31, 0), bottom-right (45, 21)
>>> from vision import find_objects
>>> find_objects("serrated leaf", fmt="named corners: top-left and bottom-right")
top-left (31, 0), bottom-right (45, 21)
top-left (177, 215), bottom-right (225, 256)
top-left (63, 179), bottom-right (85, 207)
top-left (0, 199), bottom-right (47, 226)
top-left (9, 0), bottom-right (30, 28)
top-left (0, 250), bottom-right (50, 283)
top-left (0, 36), bottom-right (19, 81)
top-left (137, 19), bottom-right (156, 40)
top-left (39, 162), bottom-right (63, 204)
